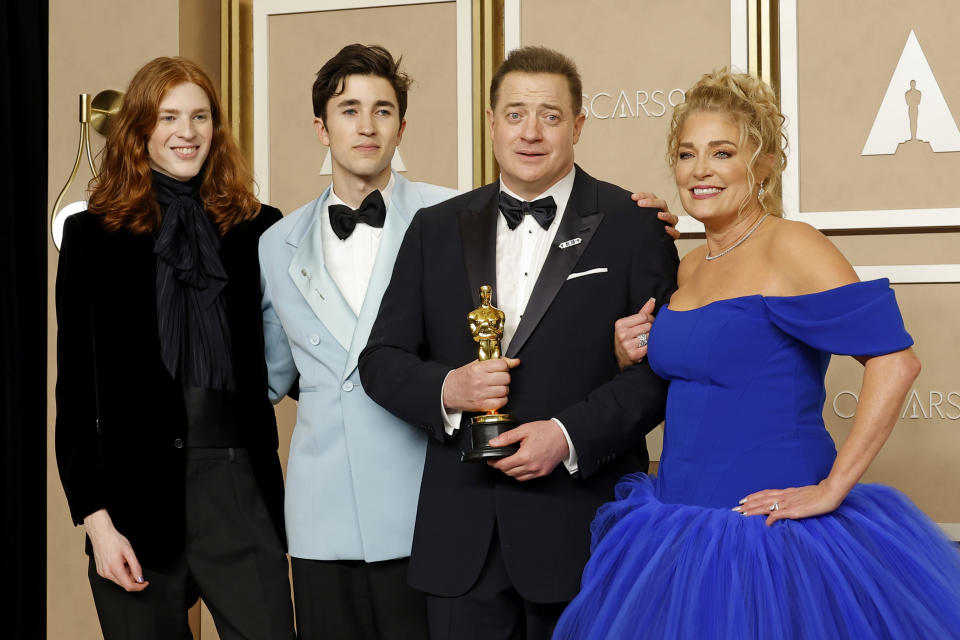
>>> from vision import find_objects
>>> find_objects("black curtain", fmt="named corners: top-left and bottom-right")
top-left (1, 1), bottom-right (48, 638)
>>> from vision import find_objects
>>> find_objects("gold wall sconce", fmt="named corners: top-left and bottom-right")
top-left (51, 90), bottom-right (123, 250)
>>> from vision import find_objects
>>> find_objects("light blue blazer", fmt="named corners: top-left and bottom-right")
top-left (259, 173), bottom-right (456, 562)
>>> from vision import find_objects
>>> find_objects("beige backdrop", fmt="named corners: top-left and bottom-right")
top-left (794, 0), bottom-right (960, 525)
top-left (265, 3), bottom-right (459, 216)
top-left (45, 2), bottom-right (960, 637)
top-left (825, 283), bottom-right (960, 523)
top-left (798, 0), bottom-right (960, 212)
top-left (520, 0), bottom-right (733, 218)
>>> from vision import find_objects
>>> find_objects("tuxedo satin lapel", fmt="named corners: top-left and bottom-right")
top-left (506, 170), bottom-right (603, 358)
top-left (458, 187), bottom-right (499, 308)
top-left (343, 178), bottom-right (415, 379)
top-left (287, 195), bottom-right (356, 352)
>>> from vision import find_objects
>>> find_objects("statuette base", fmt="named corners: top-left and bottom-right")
top-left (461, 413), bottom-right (519, 462)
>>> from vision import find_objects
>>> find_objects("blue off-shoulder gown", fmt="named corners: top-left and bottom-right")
top-left (554, 279), bottom-right (960, 639)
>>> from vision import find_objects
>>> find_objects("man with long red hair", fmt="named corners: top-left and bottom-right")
top-left (56, 56), bottom-right (295, 639)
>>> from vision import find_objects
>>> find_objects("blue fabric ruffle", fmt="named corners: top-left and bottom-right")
top-left (554, 474), bottom-right (960, 639)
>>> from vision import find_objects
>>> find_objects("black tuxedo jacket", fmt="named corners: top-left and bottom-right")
top-left (359, 167), bottom-right (679, 602)
top-left (55, 206), bottom-right (286, 569)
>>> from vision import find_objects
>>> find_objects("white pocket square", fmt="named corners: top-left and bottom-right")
top-left (567, 267), bottom-right (608, 280)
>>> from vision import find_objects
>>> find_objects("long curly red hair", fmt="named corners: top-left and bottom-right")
top-left (87, 57), bottom-right (260, 235)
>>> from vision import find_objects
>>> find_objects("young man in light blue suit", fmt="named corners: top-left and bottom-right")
top-left (258, 45), bottom-right (456, 640)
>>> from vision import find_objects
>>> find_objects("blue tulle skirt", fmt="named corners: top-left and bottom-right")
top-left (554, 474), bottom-right (960, 639)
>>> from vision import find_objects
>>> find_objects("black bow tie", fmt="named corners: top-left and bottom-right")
top-left (498, 192), bottom-right (557, 231)
top-left (328, 190), bottom-right (387, 240)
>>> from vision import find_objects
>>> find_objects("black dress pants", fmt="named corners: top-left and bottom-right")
top-left (426, 530), bottom-right (568, 640)
top-left (291, 555), bottom-right (428, 640)
top-left (88, 448), bottom-right (295, 640)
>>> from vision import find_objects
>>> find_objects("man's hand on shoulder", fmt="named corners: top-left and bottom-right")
top-left (486, 420), bottom-right (570, 481)
top-left (442, 357), bottom-right (520, 413)
top-left (631, 192), bottom-right (680, 240)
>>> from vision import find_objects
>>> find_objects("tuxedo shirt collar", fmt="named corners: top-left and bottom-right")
top-left (320, 172), bottom-right (395, 244)
top-left (498, 166), bottom-right (575, 226)
top-left (327, 172), bottom-right (396, 212)
top-left (491, 166), bottom-right (574, 351)
top-left (319, 173), bottom-right (396, 317)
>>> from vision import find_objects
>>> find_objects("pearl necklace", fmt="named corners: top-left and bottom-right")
top-left (704, 214), bottom-right (769, 261)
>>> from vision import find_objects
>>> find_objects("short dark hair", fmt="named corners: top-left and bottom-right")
top-left (312, 44), bottom-right (412, 123)
top-left (489, 46), bottom-right (582, 115)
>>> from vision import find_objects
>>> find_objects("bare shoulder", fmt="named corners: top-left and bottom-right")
top-left (677, 244), bottom-right (707, 286)
top-left (766, 218), bottom-right (859, 294)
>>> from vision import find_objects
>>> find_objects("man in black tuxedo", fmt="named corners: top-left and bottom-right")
top-left (359, 46), bottom-right (679, 639)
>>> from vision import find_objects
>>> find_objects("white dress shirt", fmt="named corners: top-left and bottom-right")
top-left (442, 168), bottom-right (580, 473)
top-left (320, 174), bottom-right (396, 316)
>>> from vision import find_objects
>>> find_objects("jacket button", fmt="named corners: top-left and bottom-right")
top-left (174, 438), bottom-right (184, 449)
top-left (342, 381), bottom-right (354, 392)
top-left (309, 334), bottom-right (320, 346)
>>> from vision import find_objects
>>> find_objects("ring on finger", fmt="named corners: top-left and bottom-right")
top-left (769, 502), bottom-right (780, 511)
top-left (637, 333), bottom-right (649, 348)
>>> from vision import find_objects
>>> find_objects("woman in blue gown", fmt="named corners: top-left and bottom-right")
top-left (554, 69), bottom-right (960, 639)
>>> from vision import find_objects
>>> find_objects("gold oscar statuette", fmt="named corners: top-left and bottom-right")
top-left (460, 285), bottom-right (520, 462)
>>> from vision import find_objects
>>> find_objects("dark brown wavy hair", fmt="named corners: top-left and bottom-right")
top-left (87, 57), bottom-right (259, 234)
top-left (490, 46), bottom-right (582, 115)
top-left (313, 44), bottom-right (412, 124)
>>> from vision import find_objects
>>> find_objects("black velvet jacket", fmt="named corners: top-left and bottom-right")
top-left (55, 206), bottom-right (285, 568)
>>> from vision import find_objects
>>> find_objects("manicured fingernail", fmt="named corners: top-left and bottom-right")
top-left (136, 576), bottom-right (144, 584)
top-left (738, 497), bottom-right (747, 505)
top-left (731, 506), bottom-right (742, 512)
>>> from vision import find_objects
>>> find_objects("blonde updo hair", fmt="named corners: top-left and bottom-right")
top-left (667, 68), bottom-right (787, 217)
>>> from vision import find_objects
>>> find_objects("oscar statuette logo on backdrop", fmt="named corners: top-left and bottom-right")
top-left (862, 30), bottom-right (960, 155)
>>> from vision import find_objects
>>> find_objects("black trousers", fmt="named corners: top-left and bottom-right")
top-left (426, 531), bottom-right (568, 640)
top-left (291, 555), bottom-right (428, 640)
top-left (88, 448), bottom-right (296, 640)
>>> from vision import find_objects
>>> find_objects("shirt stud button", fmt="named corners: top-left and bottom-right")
top-left (309, 334), bottom-right (320, 346)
